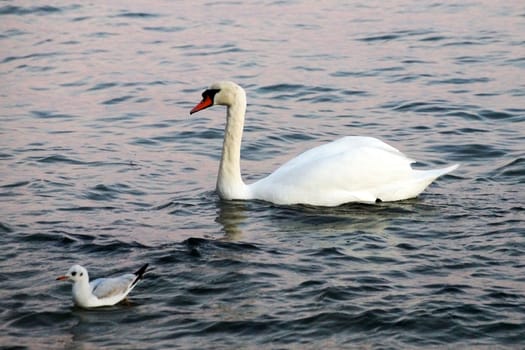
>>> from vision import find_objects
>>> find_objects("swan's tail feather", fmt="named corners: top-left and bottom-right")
top-left (416, 163), bottom-right (459, 181)
top-left (377, 164), bottom-right (459, 202)
top-left (407, 163), bottom-right (459, 198)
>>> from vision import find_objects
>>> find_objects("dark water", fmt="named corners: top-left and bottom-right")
top-left (1, 1), bottom-right (524, 349)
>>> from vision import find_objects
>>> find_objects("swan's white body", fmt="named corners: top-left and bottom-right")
top-left (190, 81), bottom-right (458, 206)
top-left (56, 264), bottom-right (148, 308)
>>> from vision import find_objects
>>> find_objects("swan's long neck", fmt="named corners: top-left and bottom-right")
top-left (217, 93), bottom-right (249, 200)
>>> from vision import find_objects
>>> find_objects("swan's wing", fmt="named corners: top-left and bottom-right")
top-left (250, 136), bottom-right (416, 205)
top-left (277, 136), bottom-right (412, 175)
top-left (90, 274), bottom-right (135, 299)
top-left (278, 136), bottom-right (410, 171)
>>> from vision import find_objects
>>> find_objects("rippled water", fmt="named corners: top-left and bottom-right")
top-left (1, 1), bottom-right (524, 349)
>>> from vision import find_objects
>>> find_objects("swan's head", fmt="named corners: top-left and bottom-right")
top-left (56, 264), bottom-right (89, 284)
top-left (190, 81), bottom-right (245, 114)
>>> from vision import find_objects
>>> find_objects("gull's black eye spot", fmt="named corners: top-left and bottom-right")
top-left (71, 271), bottom-right (77, 276)
top-left (80, 272), bottom-right (83, 277)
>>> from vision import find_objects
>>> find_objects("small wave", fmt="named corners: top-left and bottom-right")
top-left (0, 222), bottom-right (13, 233)
top-left (130, 137), bottom-right (159, 146)
top-left (86, 31), bottom-right (117, 38)
top-left (184, 43), bottom-right (244, 57)
top-left (478, 109), bottom-right (515, 120)
top-left (443, 40), bottom-right (486, 47)
top-left (6, 310), bottom-right (70, 329)
top-left (71, 15), bottom-right (91, 22)
top-left (0, 29), bottom-right (27, 39)
top-left (0, 5), bottom-right (62, 16)
top-left (87, 82), bottom-right (118, 91)
top-left (32, 230), bottom-right (151, 254)
top-left (30, 110), bottom-right (76, 120)
top-left (437, 143), bottom-right (508, 160)
top-left (505, 56), bottom-right (525, 68)
top-left (358, 34), bottom-right (403, 42)
top-left (390, 100), bottom-right (451, 113)
top-left (36, 154), bottom-right (85, 165)
top-left (424, 283), bottom-right (470, 295)
top-left (455, 55), bottom-right (486, 64)
top-left (113, 11), bottom-right (160, 19)
top-left (255, 84), bottom-right (344, 103)
top-left (169, 128), bottom-right (224, 142)
top-left (299, 94), bottom-right (343, 103)
top-left (184, 236), bottom-right (260, 253)
top-left (444, 110), bottom-right (483, 120)
top-left (330, 70), bottom-right (377, 78)
top-left (256, 83), bottom-right (305, 94)
top-left (358, 29), bottom-right (434, 43)
top-left (21, 231), bottom-right (76, 246)
top-left (2, 52), bottom-right (62, 64)
top-left (419, 35), bottom-right (449, 42)
top-left (478, 321), bottom-right (524, 343)
top-left (1, 180), bottom-right (30, 189)
top-left (143, 26), bottom-right (185, 33)
top-left (57, 205), bottom-right (117, 212)
top-left (83, 183), bottom-right (146, 201)
top-left (489, 157), bottom-right (525, 183)
top-left (306, 246), bottom-right (347, 258)
top-left (428, 77), bottom-right (491, 85)
top-left (101, 95), bottom-right (133, 105)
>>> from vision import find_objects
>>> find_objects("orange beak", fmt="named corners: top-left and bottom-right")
top-left (190, 95), bottom-right (214, 114)
top-left (56, 275), bottom-right (68, 281)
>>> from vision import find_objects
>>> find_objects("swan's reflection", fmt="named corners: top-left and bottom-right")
top-left (215, 200), bottom-right (248, 240)
top-left (214, 197), bottom-right (437, 242)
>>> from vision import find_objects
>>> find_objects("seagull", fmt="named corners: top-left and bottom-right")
top-left (56, 263), bottom-right (149, 308)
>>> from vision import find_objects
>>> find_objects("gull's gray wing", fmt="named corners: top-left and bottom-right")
top-left (90, 274), bottom-right (135, 299)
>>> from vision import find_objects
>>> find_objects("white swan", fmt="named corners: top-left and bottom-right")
top-left (190, 81), bottom-right (458, 206)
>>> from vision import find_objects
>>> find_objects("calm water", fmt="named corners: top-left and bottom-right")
top-left (1, 1), bottom-right (524, 349)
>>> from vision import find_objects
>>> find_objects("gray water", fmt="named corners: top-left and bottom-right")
top-left (1, 1), bottom-right (524, 349)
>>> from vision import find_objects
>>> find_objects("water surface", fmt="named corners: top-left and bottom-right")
top-left (1, 1), bottom-right (524, 349)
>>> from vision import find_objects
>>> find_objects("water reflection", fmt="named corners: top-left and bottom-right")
top-left (214, 196), bottom-right (435, 241)
top-left (215, 200), bottom-right (247, 240)
top-left (66, 306), bottom-right (143, 349)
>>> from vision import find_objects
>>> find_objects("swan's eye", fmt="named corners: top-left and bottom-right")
top-left (80, 272), bottom-right (83, 276)
top-left (71, 271), bottom-right (76, 276)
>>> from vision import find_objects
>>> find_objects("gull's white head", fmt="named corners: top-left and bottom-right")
top-left (56, 264), bottom-right (89, 283)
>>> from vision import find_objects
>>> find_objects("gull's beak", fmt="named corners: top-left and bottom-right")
top-left (56, 275), bottom-right (69, 281)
